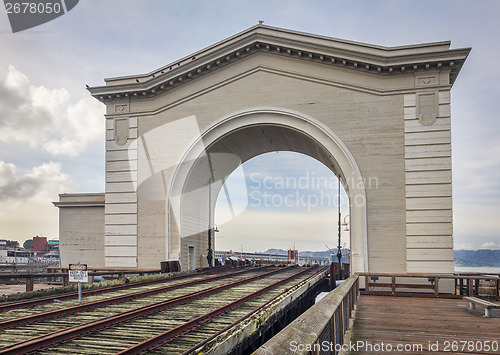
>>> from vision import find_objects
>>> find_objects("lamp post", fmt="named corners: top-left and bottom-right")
top-left (336, 177), bottom-right (342, 266)
top-left (207, 178), bottom-right (213, 268)
top-left (341, 215), bottom-right (350, 277)
top-left (213, 224), bottom-right (219, 265)
top-left (342, 215), bottom-right (350, 231)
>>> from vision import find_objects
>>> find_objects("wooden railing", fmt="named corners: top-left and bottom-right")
top-left (359, 272), bottom-right (500, 298)
top-left (255, 273), bottom-right (359, 355)
top-left (0, 270), bottom-right (160, 293)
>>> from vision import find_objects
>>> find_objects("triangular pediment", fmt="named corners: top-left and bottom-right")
top-left (88, 24), bottom-right (470, 102)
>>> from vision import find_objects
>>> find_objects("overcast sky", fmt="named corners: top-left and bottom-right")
top-left (0, 0), bottom-right (499, 252)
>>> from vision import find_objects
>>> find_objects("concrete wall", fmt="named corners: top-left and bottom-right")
top-left (124, 56), bottom-right (406, 272)
top-left (105, 59), bottom-right (446, 272)
top-left (55, 193), bottom-right (105, 268)
top-left (404, 91), bottom-right (454, 273)
top-left (86, 25), bottom-right (469, 273)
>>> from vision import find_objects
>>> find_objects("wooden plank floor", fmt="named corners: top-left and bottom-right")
top-left (348, 295), bottom-right (500, 354)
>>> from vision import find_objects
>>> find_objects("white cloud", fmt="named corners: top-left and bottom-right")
top-left (0, 160), bottom-right (76, 205)
top-left (456, 241), bottom-right (500, 251)
top-left (0, 160), bottom-right (76, 241)
top-left (0, 161), bottom-right (15, 187)
top-left (456, 243), bottom-right (476, 251)
top-left (43, 95), bottom-right (104, 156)
top-left (0, 65), bottom-right (104, 157)
top-left (479, 242), bottom-right (500, 249)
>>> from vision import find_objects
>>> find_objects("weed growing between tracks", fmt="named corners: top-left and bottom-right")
top-left (0, 273), bottom-right (173, 303)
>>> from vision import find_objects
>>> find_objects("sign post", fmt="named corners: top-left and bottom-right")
top-left (69, 263), bottom-right (88, 303)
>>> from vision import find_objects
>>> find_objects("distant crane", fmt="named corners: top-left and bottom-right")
top-left (325, 244), bottom-right (341, 264)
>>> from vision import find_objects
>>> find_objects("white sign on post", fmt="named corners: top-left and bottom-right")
top-left (69, 263), bottom-right (88, 283)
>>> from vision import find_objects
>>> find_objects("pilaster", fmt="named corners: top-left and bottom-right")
top-left (104, 105), bottom-right (138, 268)
top-left (404, 89), bottom-right (454, 273)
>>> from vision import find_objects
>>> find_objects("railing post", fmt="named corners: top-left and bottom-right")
top-left (339, 299), bottom-right (344, 345)
top-left (434, 277), bottom-right (439, 297)
top-left (329, 262), bottom-right (335, 291)
top-left (391, 276), bottom-right (396, 295)
top-left (330, 315), bottom-right (335, 347)
top-left (26, 275), bottom-right (34, 292)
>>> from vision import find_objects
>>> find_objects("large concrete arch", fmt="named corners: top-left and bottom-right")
top-left (167, 108), bottom-right (368, 272)
top-left (59, 24), bottom-right (470, 273)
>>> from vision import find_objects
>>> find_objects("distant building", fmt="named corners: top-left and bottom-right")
top-left (47, 239), bottom-right (59, 251)
top-left (31, 236), bottom-right (49, 253)
top-left (0, 249), bottom-right (32, 264)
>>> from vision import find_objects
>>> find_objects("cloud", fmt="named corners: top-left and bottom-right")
top-left (456, 241), bottom-right (500, 251)
top-left (0, 160), bottom-right (76, 241)
top-left (479, 242), bottom-right (500, 249)
top-left (0, 65), bottom-right (104, 157)
top-left (0, 160), bottom-right (76, 205)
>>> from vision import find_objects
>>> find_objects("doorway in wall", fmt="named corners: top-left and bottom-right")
top-left (187, 246), bottom-right (195, 271)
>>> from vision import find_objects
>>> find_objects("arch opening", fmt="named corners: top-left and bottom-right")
top-left (167, 108), bottom-right (368, 272)
top-left (214, 151), bottom-right (350, 259)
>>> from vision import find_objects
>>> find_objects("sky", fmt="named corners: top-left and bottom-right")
top-left (0, 0), bottom-right (499, 252)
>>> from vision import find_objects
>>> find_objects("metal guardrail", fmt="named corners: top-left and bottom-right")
top-left (359, 272), bottom-right (500, 298)
top-left (255, 273), bottom-right (359, 355)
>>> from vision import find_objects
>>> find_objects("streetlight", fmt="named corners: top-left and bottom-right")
top-left (342, 215), bottom-right (350, 231)
top-left (213, 224), bottom-right (219, 265)
top-left (341, 216), bottom-right (350, 277)
top-left (207, 178), bottom-right (214, 268)
top-left (336, 177), bottom-right (342, 266)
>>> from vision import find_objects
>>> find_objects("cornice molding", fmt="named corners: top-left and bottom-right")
top-left (88, 24), bottom-right (470, 103)
top-left (104, 66), bottom-right (454, 120)
top-left (53, 193), bottom-right (105, 208)
top-left (53, 201), bottom-right (105, 208)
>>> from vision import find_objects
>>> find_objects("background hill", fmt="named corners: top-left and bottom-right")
top-left (454, 249), bottom-right (500, 267)
top-left (263, 249), bottom-right (500, 267)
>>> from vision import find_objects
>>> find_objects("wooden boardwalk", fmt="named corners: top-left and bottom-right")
top-left (348, 295), bottom-right (500, 354)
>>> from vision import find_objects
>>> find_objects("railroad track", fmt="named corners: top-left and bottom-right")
top-left (0, 266), bottom-right (262, 329)
top-left (124, 265), bottom-right (326, 355)
top-left (0, 266), bottom-right (266, 348)
top-left (0, 265), bottom-right (324, 354)
top-left (0, 266), bottom-right (241, 313)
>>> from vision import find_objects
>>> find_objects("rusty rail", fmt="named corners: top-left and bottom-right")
top-left (255, 273), bottom-right (359, 355)
top-left (182, 266), bottom-right (328, 355)
top-left (0, 266), bottom-right (238, 312)
top-left (0, 266), bottom-right (261, 330)
top-left (0, 266), bottom-right (294, 354)
top-left (117, 266), bottom-right (321, 354)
